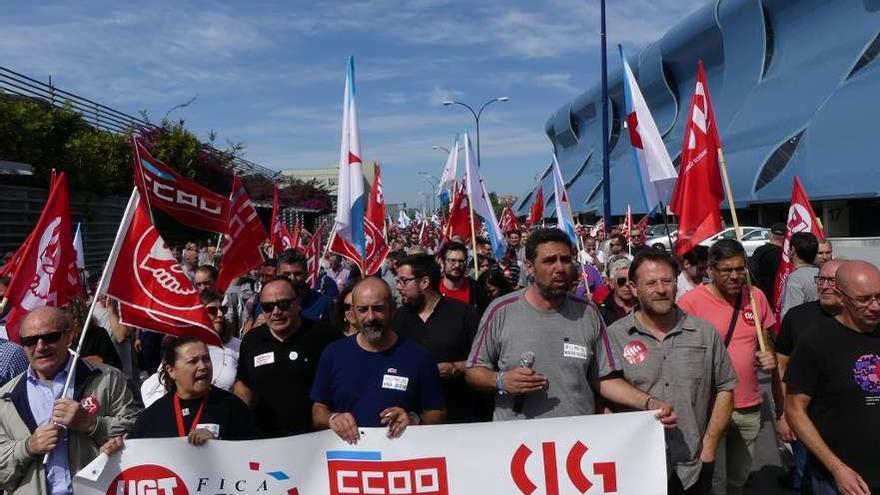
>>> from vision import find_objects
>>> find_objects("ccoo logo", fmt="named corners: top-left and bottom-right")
top-left (107, 464), bottom-right (187, 495)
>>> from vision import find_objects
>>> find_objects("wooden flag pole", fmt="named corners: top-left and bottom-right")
top-left (467, 203), bottom-right (480, 281)
top-left (717, 148), bottom-right (767, 353)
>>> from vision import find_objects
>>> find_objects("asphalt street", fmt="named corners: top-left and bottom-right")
top-left (741, 372), bottom-right (790, 495)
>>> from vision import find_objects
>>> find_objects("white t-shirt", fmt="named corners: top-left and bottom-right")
top-left (676, 272), bottom-right (699, 301)
top-left (140, 338), bottom-right (241, 408)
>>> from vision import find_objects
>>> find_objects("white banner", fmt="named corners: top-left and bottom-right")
top-left (75, 411), bottom-right (666, 495)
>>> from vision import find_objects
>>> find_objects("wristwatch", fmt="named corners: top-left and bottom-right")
top-left (496, 371), bottom-right (507, 396)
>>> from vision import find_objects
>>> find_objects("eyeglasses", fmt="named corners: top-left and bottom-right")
top-left (814, 276), bottom-right (836, 287)
top-left (445, 258), bottom-right (467, 265)
top-left (262, 299), bottom-right (295, 313)
top-left (206, 305), bottom-right (228, 316)
top-left (836, 288), bottom-right (880, 308)
top-left (714, 266), bottom-right (748, 277)
top-left (396, 276), bottom-right (420, 286)
top-left (20, 330), bottom-right (65, 348)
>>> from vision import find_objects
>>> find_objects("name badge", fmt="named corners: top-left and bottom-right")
top-left (563, 342), bottom-right (588, 360)
top-left (254, 352), bottom-right (275, 367)
top-left (382, 375), bottom-right (409, 391)
top-left (197, 423), bottom-right (220, 438)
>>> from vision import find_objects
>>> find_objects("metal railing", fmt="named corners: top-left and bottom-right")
top-left (0, 66), bottom-right (280, 180)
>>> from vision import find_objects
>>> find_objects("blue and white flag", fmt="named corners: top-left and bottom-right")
top-left (437, 135), bottom-right (459, 205)
top-left (620, 46), bottom-right (678, 213)
top-left (329, 56), bottom-right (367, 268)
top-left (73, 222), bottom-right (85, 270)
top-left (463, 131), bottom-right (506, 260)
top-left (551, 154), bottom-right (578, 246)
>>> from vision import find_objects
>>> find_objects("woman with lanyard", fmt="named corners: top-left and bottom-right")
top-left (140, 290), bottom-right (241, 407)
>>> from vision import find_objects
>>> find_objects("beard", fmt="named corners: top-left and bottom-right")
top-left (445, 268), bottom-right (463, 282)
top-left (402, 291), bottom-right (425, 310)
top-left (640, 297), bottom-right (675, 317)
top-left (359, 323), bottom-right (385, 343)
top-left (535, 278), bottom-right (567, 300)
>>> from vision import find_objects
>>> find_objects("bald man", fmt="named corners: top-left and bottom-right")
top-left (311, 277), bottom-right (445, 444)
top-left (785, 261), bottom-right (880, 494)
top-left (0, 307), bottom-right (139, 495)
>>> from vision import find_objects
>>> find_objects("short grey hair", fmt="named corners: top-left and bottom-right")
top-left (607, 257), bottom-right (632, 278)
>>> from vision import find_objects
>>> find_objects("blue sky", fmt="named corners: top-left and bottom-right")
top-left (1, 0), bottom-right (705, 208)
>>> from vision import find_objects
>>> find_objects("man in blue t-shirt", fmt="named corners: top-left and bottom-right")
top-left (278, 250), bottom-right (334, 324)
top-left (311, 277), bottom-right (445, 443)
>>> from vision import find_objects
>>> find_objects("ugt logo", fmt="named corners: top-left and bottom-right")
top-left (510, 441), bottom-right (618, 495)
top-left (106, 464), bottom-right (187, 495)
top-left (326, 451), bottom-right (448, 495)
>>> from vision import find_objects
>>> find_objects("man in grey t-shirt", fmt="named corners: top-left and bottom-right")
top-left (781, 232), bottom-right (820, 319)
top-left (466, 228), bottom-right (678, 426)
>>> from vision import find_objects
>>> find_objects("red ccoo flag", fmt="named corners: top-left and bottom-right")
top-left (216, 175), bottom-right (268, 292)
top-left (499, 203), bottom-right (521, 234)
top-left (670, 60), bottom-right (724, 257)
top-left (132, 138), bottom-right (230, 234)
top-left (304, 222), bottom-right (326, 289)
top-left (446, 179), bottom-right (478, 242)
top-left (3, 173), bottom-right (82, 342)
top-left (527, 182), bottom-right (544, 227)
top-left (96, 190), bottom-right (220, 347)
top-left (773, 177), bottom-right (826, 322)
top-left (635, 215), bottom-right (650, 244)
top-left (270, 185), bottom-right (296, 256)
top-left (364, 164), bottom-right (390, 276)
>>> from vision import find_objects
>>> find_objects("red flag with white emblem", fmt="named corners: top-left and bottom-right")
top-left (270, 185), bottom-right (296, 256)
top-left (773, 177), bottom-right (826, 322)
top-left (216, 175), bottom-right (268, 292)
top-left (446, 179), bottom-right (479, 242)
top-left (527, 182), bottom-right (544, 228)
top-left (364, 164), bottom-right (389, 275)
top-left (132, 138), bottom-right (230, 234)
top-left (3, 173), bottom-right (82, 342)
top-left (304, 222), bottom-right (326, 289)
top-left (96, 190), bottom-right (220, 346)
top-left (669, 60), bottom-right (724, 257)
top-left (499, 203), bottom-right (521, 234)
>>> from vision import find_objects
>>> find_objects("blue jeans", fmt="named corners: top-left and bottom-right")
top-left (810, 473), bottom-right (839, 495)
top-left (792, 441), bottom-right (812, 494)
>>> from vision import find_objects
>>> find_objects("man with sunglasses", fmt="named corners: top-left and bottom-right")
top-left (785, 261), bottom-right (880, 495)
top-left (678, 239), bottom-right (778, 495)
top-left (599, 258), bottom-right (637, 325)
top-left (234, 277), bottom-right (336, 438)
top-left (775, 259), bottom-right (844, 495)
top-left (0, 307), bottom-right (139, 495)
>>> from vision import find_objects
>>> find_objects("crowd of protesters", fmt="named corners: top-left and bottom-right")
top-left (0, 220), bottom-right (877, 495)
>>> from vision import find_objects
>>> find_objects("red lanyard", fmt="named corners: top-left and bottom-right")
top-left (173, 393), bottom-right (208, 437)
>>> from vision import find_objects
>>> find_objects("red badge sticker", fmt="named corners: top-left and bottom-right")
top-left (623, 340), bottom-right (649, 365)
top-left (742, 307), bottom-right (755, 326)
top-left (80, 395), bottom-right (99, 415)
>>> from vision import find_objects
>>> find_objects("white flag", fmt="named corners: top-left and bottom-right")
top-left (463, 131), bottom-right (507, 259)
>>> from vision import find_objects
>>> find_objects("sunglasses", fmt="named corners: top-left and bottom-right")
top-left (263, 299), bottom-right (294, 313)
top-left (206, 305), bottom-right (228, 316)
top-left (20, 330), bottom-right (65, 348)
top-left (616, 277), bottom-right (629, 286)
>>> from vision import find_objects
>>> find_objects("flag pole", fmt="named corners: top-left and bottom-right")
top-left (658, 201), bottom-right (675, 252)
top-left (467, 202), bottom-right (480, 281)
top-left (717, 148), bottom-right (767, 352)
top-left (47, 189), bottom-right (139, 464)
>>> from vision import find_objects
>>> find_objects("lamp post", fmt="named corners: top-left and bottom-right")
top-left (419, 172), bottom-right (439, 213)
top-left (431, 145), bottom-right (451, 154)
top-left (442, 96), bottom-right (509, 167)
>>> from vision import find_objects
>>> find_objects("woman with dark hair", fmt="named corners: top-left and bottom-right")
top-left (127, 337), bottom-right (256, 443)
top-left (140, 290), bottom-right (241, 407)
top-left (476, 267), bottom-right (515, 314)
top-left (335, 284), bottom-right (359, 337)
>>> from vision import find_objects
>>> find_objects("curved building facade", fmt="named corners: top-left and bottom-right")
top-left (518, 0), bottom-right (880, 236)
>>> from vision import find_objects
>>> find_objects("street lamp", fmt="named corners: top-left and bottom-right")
top-left (431, 145), bottom-right (451, 154)
top-left (419, 172), bottom-right (439, 212)
top-left (442, 96), bottom-right (509, 167)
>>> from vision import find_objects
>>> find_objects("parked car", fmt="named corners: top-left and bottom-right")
top-left (698, 227), bottom-right (770, 256)
top-left (644, 224), bottom-right (678, 239)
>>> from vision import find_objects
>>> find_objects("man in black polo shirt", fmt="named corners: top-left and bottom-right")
top-left (392, 254), bottom-right (487, 422)
top-left (785, 261), bottom-right (880, 494)
top-left (234, 276), bottom-right (336, 437)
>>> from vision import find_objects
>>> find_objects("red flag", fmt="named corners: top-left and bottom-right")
top-left (0, 234), bottom-right (31, 279)
top-left (527, 182), bottom-right (544, 227)
top-left (364, 165), bottom-right (389, 276)
top-left (446, 180), bottom-right (478, 242)
top-left (304, 223), bottom-right (326, 289)
top-left (270, 185), bottom-right (296, 256)
top-left (622, 205), bottom-right (633, 237)
top-left (773, 177), bottom-right (826, 322)
top-left (216, 176), bottom-right (268, 292)
top-left (635, 215), bottom-right (649, 244)
top-left (500, 203), bottom-right (521, 234)
top-left (670, 61), bottom-right (724, 257)
top-left (132, 138), bottom-right (230, 234)
top-left (97, 191), bottom-right (220, 347)
top-left (3, 173), bottom-right (82, 342)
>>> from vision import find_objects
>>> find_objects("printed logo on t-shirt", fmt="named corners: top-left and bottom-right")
top-left (563, 342), bottom-right (588, 360)
top-left (853, 354), bottom-right (880, 395)
top-left (623, 340), bottom-right (649, 365)
top-left (742, 307), bottom-right (755, 326)
top-left (382, 374), bottom-right (409, 391)
top-left (254, 352), bottom-right (275, 367)
top-left (181, 407), bottom-right (190, 416)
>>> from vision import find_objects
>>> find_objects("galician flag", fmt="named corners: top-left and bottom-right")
top-left (551, 154), bottom-right (578, 245)
top-left (328, 56), bottom-right (367, 270)
top-left (620, 46), bottom-right (678, 213)
top-left (437, 135), bottom-right (459, 205)
top-left (463, 131), bottom-right (506, 260)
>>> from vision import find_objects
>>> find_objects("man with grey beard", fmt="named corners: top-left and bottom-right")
top-left (311, 277), bottom-right (446, 444)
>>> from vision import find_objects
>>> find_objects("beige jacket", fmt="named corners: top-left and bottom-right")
top-left (0, 360), bottom-right (141, 495)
